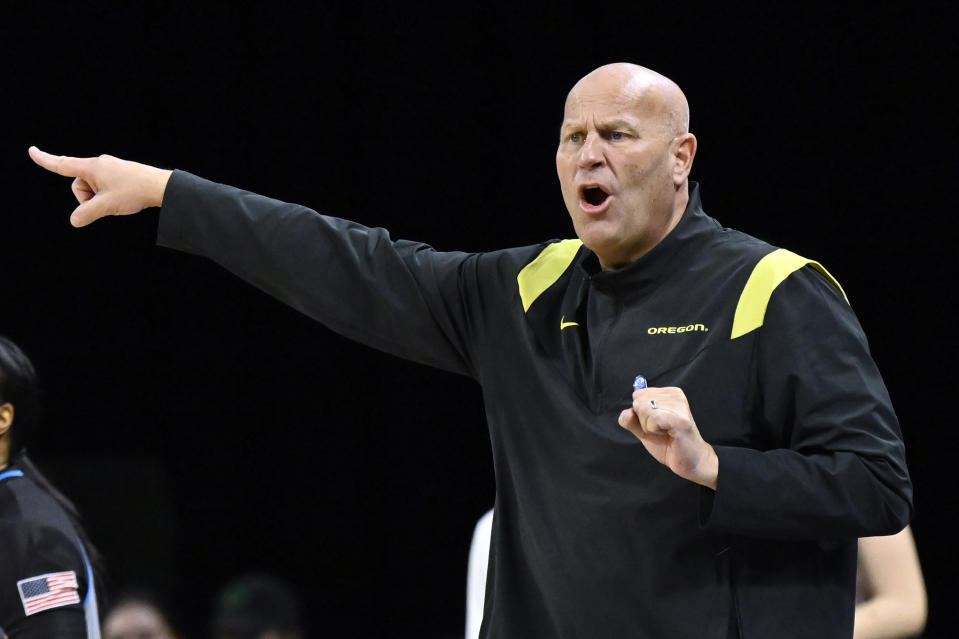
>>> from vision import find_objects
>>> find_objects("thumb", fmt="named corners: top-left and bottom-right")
top-left (70, 195), bottom-right (112, 228)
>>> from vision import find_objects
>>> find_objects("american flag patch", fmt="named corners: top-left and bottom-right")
top-left (17, 571), bottom-right (80, 615)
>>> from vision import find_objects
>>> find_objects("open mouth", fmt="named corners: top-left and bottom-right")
top-left (581, 185), bottom-right (611, 207)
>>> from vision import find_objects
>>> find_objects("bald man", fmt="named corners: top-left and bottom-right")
top-left (30, 63), bottom-right (911, 638)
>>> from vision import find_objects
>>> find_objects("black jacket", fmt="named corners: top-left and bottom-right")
top-left (159, 173), bottom-right (911, 638)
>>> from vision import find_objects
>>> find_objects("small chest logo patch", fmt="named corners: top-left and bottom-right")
top-left (647, 324), bottom-right (709, 335)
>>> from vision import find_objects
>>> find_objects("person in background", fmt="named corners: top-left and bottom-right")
top-left (465, 510), bottom-right (493, 639)
top-left (854, 525), bottom-right (927, 639)
top-left (102, 592), bottom-right (180, 639)
top-left (209, 574), bottom-right (301, 639)
top-left (0, 336), bottom-right (101, 639)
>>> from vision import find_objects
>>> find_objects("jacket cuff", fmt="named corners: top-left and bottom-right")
top-left (698, 445), bottom-right (758, 532)
top-left (157, 169), bottom-right (209, 252)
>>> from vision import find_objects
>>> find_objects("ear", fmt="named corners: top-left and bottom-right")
top-left (671, 133), bottom-right (697, 186)
top-left (0, 403), bottom-right (12, 437)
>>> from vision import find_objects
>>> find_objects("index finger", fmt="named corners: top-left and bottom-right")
top-left (28, 146), bottom-right (89, 178)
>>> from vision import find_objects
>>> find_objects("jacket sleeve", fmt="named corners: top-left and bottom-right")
top-left (158, 170), bottom-right (484, 377)
top-left (0, 521), bottom-right (90, 639)
top-left (703, 267), bottom-right (912, 539)
top-left (3, 608), bottom-right (88, 639)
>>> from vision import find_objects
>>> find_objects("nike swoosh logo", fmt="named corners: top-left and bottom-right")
top-left (560, 316), bottom-right (580, 330)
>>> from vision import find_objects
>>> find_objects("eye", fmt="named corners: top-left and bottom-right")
top-left (569, 132), bottom-right (584, 143)
top-left (610, 131), bottom-right (625, 141)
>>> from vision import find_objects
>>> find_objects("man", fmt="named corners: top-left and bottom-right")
top-left (29, 63), bottom-right (911, 638)
top-left (0, 336), bottom-right (101, 639)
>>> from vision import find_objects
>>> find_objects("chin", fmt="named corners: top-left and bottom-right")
top-left (574, 221), bottom-right (620, 252)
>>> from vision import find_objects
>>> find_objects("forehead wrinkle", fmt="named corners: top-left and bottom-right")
top-left (564, 87), bottom-right (659, 135)
top-left (563, 64), bottom-right (690, 137)
top-left (561, 94), bottom-right (640, 131)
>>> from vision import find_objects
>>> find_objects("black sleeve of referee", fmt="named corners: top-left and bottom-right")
top-left (4, 607), bottom-right (87, 639)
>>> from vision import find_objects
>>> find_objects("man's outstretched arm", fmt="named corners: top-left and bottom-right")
top-left (28, 147), bottom-right (172, 227)
top-left (29, 147), bottom-right (492, 377)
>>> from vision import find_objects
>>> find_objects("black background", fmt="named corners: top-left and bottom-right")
top-left (2, 2), bottom-right (956, 637)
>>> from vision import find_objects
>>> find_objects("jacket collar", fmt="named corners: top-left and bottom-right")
top-left (577, 182), bottom-right (720, 291)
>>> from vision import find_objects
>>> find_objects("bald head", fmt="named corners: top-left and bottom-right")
top-left (565, 63), bottom-right (689, 139)
top-left (556, 62), bottom-right (698, 269)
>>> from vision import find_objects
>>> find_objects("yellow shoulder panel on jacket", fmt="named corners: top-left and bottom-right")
top-left (517, 239), bottom-right (583, 312)
top-left (730, 248), bottom-right (849, 339)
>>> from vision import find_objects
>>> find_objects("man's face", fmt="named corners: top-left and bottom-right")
top-left (556, 72), bottom-right (680, 270)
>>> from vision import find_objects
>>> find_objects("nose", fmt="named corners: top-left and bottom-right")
top-left (577, 133), bottom-right (605, 169)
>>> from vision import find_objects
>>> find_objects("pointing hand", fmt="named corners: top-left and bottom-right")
top-left (29, 147), bottom-right (172, 227)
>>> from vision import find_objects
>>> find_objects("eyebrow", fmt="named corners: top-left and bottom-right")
top-left (560, 117), bottom-right (639, 134)
top-left (595, 118), bottom-right (639, 131)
